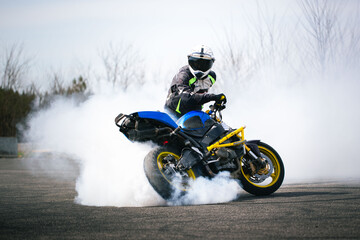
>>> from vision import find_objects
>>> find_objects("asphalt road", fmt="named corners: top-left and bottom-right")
top-left (1, 157), bottom-right (360, 240)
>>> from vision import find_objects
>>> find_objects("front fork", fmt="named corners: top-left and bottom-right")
top-left (244, 141), bottom-right (262, 160)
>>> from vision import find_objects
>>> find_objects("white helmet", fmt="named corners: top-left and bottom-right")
top-left (188, 45), bottom-right (215, 79)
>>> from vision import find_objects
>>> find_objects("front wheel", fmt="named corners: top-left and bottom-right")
top-left (144, 146), bottom-right (202, 200)
top-left (239, 141), bottom-right (285, 196)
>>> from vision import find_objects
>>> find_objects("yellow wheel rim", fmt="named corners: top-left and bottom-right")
top-left (241, 146), bottom-right (281, 188)
top-left (157, 151), bottom-right (196, 190)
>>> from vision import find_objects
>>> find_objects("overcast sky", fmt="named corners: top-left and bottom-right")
top-left (0, 0), bottom-right (358, 86)
top-left (0, 1), bottom-right (291, 79)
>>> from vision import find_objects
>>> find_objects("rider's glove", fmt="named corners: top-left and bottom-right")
top-left (213, 93), bottom-right (227, 104)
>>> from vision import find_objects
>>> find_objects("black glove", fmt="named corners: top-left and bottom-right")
top-left (213, 93), bottom-right (227, 104)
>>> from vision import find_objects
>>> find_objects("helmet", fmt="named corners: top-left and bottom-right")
top-left (188, 45), bottom-right (215, 79)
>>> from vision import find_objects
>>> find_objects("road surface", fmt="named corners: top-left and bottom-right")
top-left (1, 157), bottom-right (359, 239)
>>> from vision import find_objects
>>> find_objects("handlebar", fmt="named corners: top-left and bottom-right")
top-left (208, 99), bottom-right (226, 121)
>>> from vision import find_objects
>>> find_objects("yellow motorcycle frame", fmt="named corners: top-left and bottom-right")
top-left (207, 126), bottom-right (259, 161)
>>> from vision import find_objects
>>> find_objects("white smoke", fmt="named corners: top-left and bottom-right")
top-left (25, 82), bottom-right (243, 207)
top-left (26, 83), bottom-right (162, 207)
top-left (25, 58), bottom-right (360, 208)
top-left (25, 65), bottom-right (360, 208)
top-left (222, 67), bottom-right (360, 183)
top-left (169, 172), bottom-right (242, 206)
top-left (24, 1), bottom-right (360, 207)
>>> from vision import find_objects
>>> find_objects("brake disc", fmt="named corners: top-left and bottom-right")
top-left (252, 153), bottom-right (274, 183)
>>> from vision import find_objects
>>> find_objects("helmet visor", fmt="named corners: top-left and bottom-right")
top-left (188, 56), bottom-right (214, 72)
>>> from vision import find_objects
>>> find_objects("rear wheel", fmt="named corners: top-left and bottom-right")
top-left (144, 146), bottom-right (201, 200)
top-left (239, 141), bottom-right (285, 196)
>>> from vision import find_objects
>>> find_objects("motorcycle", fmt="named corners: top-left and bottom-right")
top-left (115, 100), bottom-right (284, 200)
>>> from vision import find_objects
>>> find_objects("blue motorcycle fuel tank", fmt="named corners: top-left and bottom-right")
top-left (177, 110), bottom-right (225, 142)
top-left (137, 110), bottom-right (212, 130)
top-left (133, 110), bottom-right (225, 146)
top-left (177, 111), bottom-right (212, 129)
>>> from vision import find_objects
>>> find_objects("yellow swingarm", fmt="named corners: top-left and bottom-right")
top-left (207, 126), bottom-right (246, 152)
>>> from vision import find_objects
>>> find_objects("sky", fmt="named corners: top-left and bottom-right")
top-left (1, 0), bottom-right (358, 80)
top-left (0, 0), bottom-right (298, 85)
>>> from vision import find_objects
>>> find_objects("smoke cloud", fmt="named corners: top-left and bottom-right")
top-left (24, 1), bottom-right (360, 207)
top-left (25, 81), bottom-right (245, 207)
top-left (170, 172), bottom-right (242, 206)
top-left (224, 73), bottom-right (360, 183)
top-left (26, 68), bottom-right (360, 208)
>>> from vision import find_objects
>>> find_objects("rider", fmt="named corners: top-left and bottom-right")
top-left (165, 44), bottom-right (226, 118)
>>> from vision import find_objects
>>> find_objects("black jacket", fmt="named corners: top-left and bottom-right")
top-left (165, 65), bottom-right (216, 117)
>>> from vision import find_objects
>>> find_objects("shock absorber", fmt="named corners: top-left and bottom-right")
top-left (244, 144), bottom-right (267, 173)
top-left (245, 144), bottom-right (259, 159)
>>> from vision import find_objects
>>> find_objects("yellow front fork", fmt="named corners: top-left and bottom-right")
top-left (207, 126), bottom-right (246, 152)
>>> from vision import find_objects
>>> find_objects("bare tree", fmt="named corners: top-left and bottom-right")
top-left (46, 69), bottom-right (89, 96)
top-left (217, 0), bottom-right (360, 86)
top-left (49, 71), bottom-right (67, 95)
top-left (298, 0), bottom-right (342, 72)
top-left (216, 31), bottom-right (258, 88)
top-left (99, 42), bottom-right (145, 90)
top-left (0, 43), bottom-right (31, 91)
top-left (216, 2), bottom-right (293, 88)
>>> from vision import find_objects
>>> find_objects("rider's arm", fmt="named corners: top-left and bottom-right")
top-left (175, 83), bottom-right (216, 105)
top-left (174, 69), bottom-right (217, 105)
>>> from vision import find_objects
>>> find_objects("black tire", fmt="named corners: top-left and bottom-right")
top-left (239, 141), bottom-right (285, 196)
top-left (144, 146), bottom-right (202, 200)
